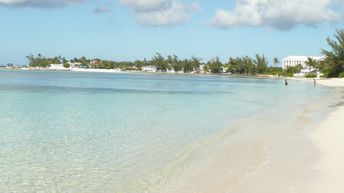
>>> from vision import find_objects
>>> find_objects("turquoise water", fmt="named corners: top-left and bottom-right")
top-left (0, 70), bottom-right (334, 192)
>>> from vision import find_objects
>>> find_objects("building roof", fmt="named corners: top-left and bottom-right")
top-left (283, 56), bottom-right (325, 60)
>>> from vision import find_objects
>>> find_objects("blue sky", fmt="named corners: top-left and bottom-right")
top-left (0, 0), bottom-right (343, 66)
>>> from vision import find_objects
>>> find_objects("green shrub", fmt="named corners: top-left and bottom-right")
top-left (280, 71), bottom-right (293, 77)
top-left (305, 73), bottom-right (317, 78)
top-left (339, 72), bottom-right (344, 78)
top-left (63, 63), bottom-right (70, 68)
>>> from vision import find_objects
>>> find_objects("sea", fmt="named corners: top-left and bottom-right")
top-left (0, 70), bottom-right (337, 193)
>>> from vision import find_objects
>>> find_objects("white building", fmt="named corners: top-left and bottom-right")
top-left (282, 56), bottom-right (324, 69)
top-left (49, 64), bottom-right (66, 70)
top-left (142, 65), bottom-right (157, 72)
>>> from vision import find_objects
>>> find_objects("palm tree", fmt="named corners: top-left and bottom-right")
top-left (305, 57), bottom-right (317, 70)
top-left (273, 58), bottom-right (279, 66)
top-left (254, 54), bottom-right (268, 74)
top-left (26, 54), bottom-right (35, 67)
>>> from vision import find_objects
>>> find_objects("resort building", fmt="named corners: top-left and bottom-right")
top-left (282, 56), bottom-right (324, 69)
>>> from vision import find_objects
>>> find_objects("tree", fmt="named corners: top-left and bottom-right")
top-left (305, 57), bottom-right (318, 69)
top-left (254, 54), bottom-right (268, 74)
top-left (151, 53), bottom-right (168, 72)
top-left (181, 57), bottom-right (201, 73)
top-left (207, 57), bottom-right (223, 73)
top-left (26, 53), bottom-right (50, 68)
top-left (267, 66), bottom-right (283, 76)
top-left (167, 55), bottom-right (182, 72)
top-left (26, 54), bottom-right (35, 67)
top-left (225, 56), bottom-right (256, 75)
top-left (282, 64), bottom-right (302, 77)
top-left (321, 29), bottom-right (344, 77)
top-left (273, 58), bottom-right (279, 66)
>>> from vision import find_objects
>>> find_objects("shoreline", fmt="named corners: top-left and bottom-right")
top-left (1, 67), bottom-right (289, 79)
top-left (154, 79), bottom-right (344, 193)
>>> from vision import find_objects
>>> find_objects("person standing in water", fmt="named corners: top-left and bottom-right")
top-left (314, 79), bottom-right (316, 85)
top-left (285, 79), bottom-right (288, 86)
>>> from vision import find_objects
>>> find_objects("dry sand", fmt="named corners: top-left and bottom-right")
top-left (288, 77), bottom-right (344, 87)
top-left (316, 78), bottom-right (344, 87)
top-left (309, 106), bottom-right (344, 193)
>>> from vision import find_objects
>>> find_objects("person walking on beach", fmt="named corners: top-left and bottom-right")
top-left (285, 79), bottom-right (288, 86)
top-left (314, 79), bottom-right (316, 86)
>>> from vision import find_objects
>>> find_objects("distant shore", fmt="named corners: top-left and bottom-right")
top-left (3, 67), bottom-right (283, 78)
top-left (4, 67), bottom-right (344, 84)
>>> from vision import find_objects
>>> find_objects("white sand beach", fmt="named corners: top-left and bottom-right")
top-left (156, 78), bottom-right (344, 193)
top-left (308, 79), bottom-right (344, 193)
top-left (316, 78), bottom-right (344, 87)
top-left (288, 77), bottom-right (344, 88)
top-left (310, 105), bottom-right (344, 193)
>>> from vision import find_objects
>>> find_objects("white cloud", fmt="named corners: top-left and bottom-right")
top-left (0, 0), bottom-right (88, 8)
top-left (211, 0), bottom-right (343, 30)
top-left (120, 0), bottom-right (200, 26)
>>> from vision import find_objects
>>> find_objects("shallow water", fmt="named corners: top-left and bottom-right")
top-left (0, 70), bottom-right (335, 192)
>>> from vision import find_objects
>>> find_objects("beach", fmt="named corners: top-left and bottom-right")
top-left (155, 78), bottom-right (344, 193)
top-left (308, 79), bottom-right (344, 193)
top-left (316, 78), bottom-right (344, 87)
top-left (310, 105), bottom-right (344, 193)
top-left (3, 1), bottom-right (344, 192)
top-left (298, 73), bottom-right (344, 193)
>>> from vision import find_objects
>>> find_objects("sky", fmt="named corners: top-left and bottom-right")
top-left (0, 0), bottom-right (344, 66)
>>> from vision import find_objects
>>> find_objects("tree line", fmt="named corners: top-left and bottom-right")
top-left (27, 53), bottom-right (287, 76)
top-left (26, 29), bottom-right (344, 78)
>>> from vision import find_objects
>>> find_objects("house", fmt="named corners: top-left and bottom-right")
top-left (90, 58), bottom-right (101, 66)
top-left (142, 66), bottom-right (157, 72)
